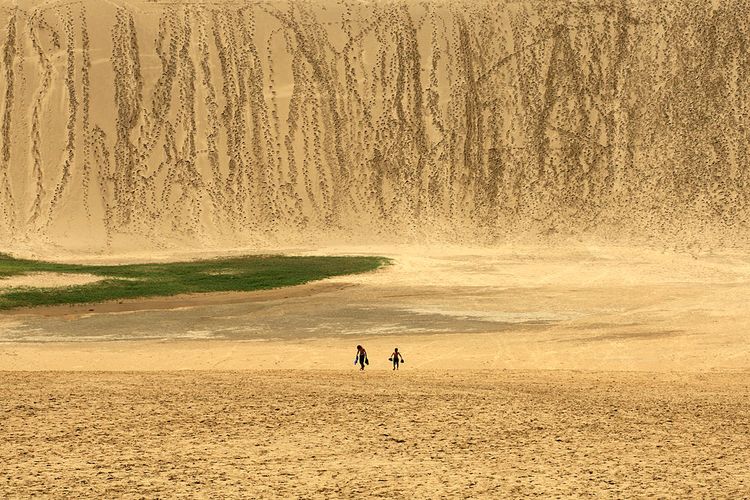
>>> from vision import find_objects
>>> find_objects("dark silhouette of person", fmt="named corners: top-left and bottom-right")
top-left (390, 347), bottom-right (404, 370)
top-left (355, 345), bottom-right (368, 370)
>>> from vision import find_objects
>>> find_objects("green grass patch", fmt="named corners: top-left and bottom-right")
top-left (0, 253), bottom-right (390, 311)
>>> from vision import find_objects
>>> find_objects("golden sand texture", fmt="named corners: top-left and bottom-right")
top-left (0, 272), bottom-right (103, 291)
top-left (1, 370), bottom-right (748, 498)
top-left (2, 245), bottom-right (749, 370)
top-left (1, 0), bottom-right (749, 252)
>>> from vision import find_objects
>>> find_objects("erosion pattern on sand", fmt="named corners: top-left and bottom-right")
top-left (0, 0), bottom-right (748, 250)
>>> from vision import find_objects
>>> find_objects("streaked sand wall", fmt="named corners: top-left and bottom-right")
top-left (0, 0), bottom-right (748, 251)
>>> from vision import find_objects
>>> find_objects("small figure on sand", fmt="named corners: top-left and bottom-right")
top-left (389, 348), bottom-right (404, 370)
top-left (355, 345), bottom-right (369, 370)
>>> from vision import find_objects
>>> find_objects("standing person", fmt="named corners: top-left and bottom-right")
top-left (355, 345), bottom-right (368, 370)
top-left (390, 347), bottom-right (404, 370)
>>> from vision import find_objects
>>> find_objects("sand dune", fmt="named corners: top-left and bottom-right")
top-left (1, 0), bottom-right (749, 252)
top-left (2, 1), bottom-right (749, 496)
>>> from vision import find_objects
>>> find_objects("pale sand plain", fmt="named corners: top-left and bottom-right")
top-left (1, 371), bottom-right (748, 498)
top-left (2, 245), bottom-right (750, 497)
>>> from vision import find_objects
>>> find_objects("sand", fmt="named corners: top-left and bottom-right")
top-left (2, 245), bottom-right (750, 371)
top-left (1, 370), bottom-right (748, 498)
top-left (1, 0), bottom-right (750, 253)
top-left (1, 0), bottom-right (749, 495)
top-left (0, 272), bottom-right (104, 291)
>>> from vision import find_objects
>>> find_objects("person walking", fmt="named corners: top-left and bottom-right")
top-left (355, 345), bottom-right (369, 370)
top-left (389, 347), bottom-right (404, 370)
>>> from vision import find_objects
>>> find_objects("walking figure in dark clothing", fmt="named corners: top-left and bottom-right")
top-left (390, 347), bottom-right (404, 370)
top-left (355, 345), bottom-right (368, 370)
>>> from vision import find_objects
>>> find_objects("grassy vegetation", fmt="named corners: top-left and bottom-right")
top-left (0, 253), bottom-right (389, 310)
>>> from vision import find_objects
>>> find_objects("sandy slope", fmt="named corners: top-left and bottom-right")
top-left (1, 370), bottom-right (748, 498)
top-left (2, 0), bottom-right (750, 251)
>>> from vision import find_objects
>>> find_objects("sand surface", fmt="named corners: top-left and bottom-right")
top-left (2, 245), bottom-right (749, 496)
top-left (2, 245), bottom-right (749, 371)
top-left (1, 370), bottom-right (748, 498)
top-left (2, 0), bottom-right (749, 495)
top-left (2, 0), bottom-right (750, 252)
top-left (0, 272), bottom-right (105, 291)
